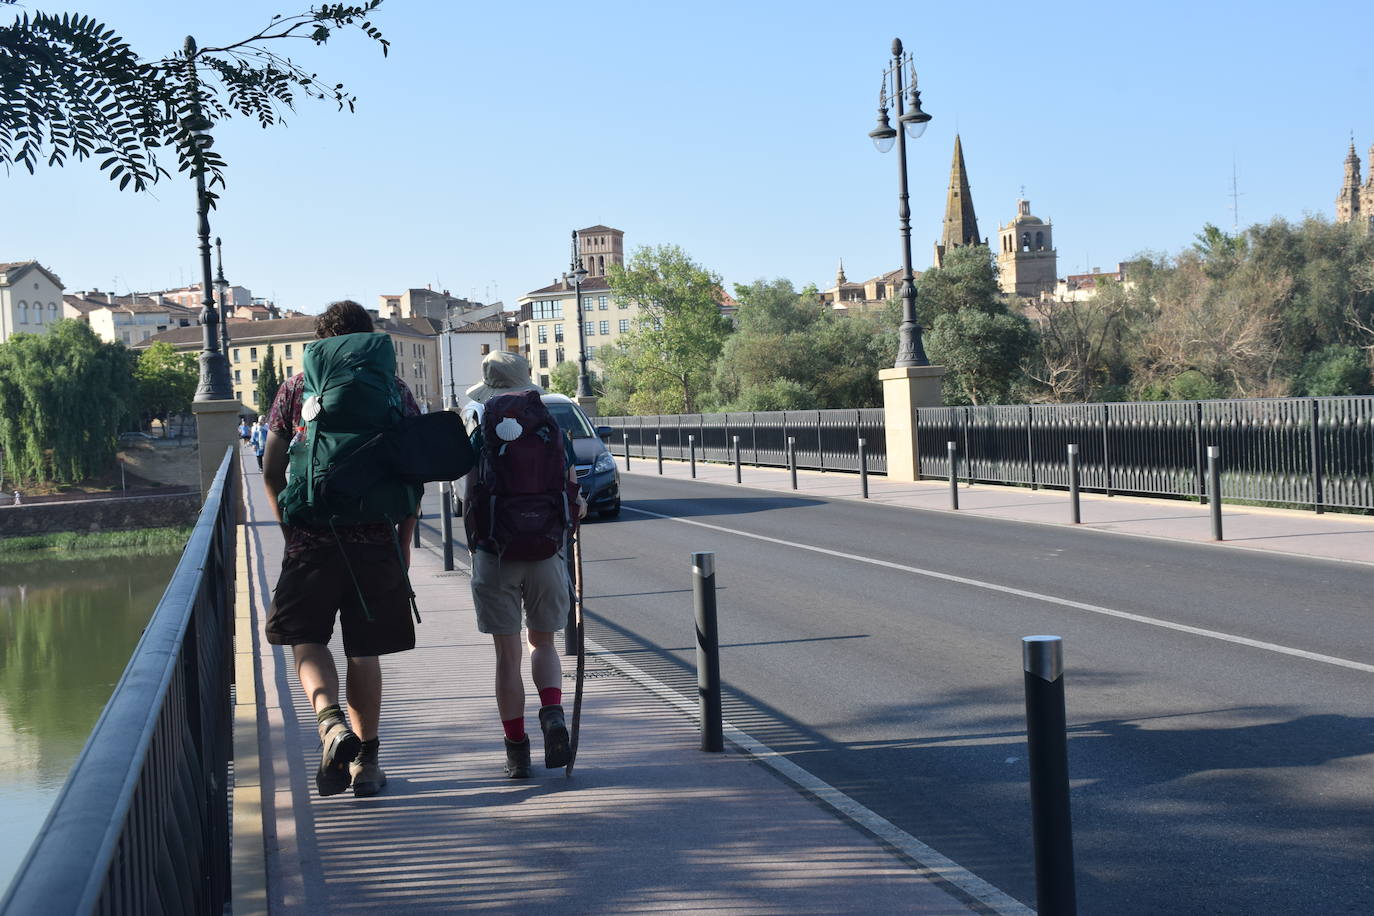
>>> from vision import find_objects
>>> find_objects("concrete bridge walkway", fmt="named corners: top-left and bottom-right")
top-left (231, 462), bottom-right (981, 914)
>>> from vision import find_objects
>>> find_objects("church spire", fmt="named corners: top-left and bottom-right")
top-left (1337, 136), bottom-right (1362, 224)
top-left (836, 257), bottom-right (847, 284)
top-left (935, 133), bottom-right (981, 267)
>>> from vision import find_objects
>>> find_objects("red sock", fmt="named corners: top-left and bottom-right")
top-left (502, 717), bottom-right (525, 742)
top-left (538, 687), bottom-right (562, 708)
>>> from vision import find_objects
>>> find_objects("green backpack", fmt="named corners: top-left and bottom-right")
top-left (277, 332), bottom-right (422, 529)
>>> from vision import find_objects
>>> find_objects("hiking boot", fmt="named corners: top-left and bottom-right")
top-left (504, 735), bottom-right (531, 779)
top-left (349, 740), bottom-right (387, 797)
top-left (316, 717), bottom-right (361, 797)
top-left (539, 704), bottom-right (570, 769)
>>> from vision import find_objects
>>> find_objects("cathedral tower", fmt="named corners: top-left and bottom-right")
top-left (934, 134), bottom-right (983, 268)
top-left (996, 199), bottom-right (1057, 298)
top-left (1336, 140), bottom-right (1362, 226)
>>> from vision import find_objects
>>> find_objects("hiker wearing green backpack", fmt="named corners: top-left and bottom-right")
top-left (463, 351), bottom-right (586, 778)
top-left (261, 300), bottom-right (422, 799)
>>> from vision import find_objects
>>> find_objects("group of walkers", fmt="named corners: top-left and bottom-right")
top-left (255, 300), bottom-right (585, 797)
top-left (238, 415), bottom-right (268, 470)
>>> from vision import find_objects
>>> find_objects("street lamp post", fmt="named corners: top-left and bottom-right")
top-left (869, 37), bottom-right (933, 369)
top-left (214, 236), bottom-right (232, 351)
top-left (563, 230), bottom-right (592, 398)
top-left (186, 36), bottom-right (232, 402)
top-left (444, 305), bottom-right (458, 409)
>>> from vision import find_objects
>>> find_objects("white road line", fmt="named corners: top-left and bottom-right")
top-left (622, 505), bottom-right (1374, 675)
top-left (585, 635), bottom-right (1034, 916)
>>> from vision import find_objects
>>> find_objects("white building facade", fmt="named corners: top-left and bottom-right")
top-left (0, 261), bottom-right (65, 344)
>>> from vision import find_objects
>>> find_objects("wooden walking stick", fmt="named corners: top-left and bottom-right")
top-left (565, 529), bottom-right (586, 777)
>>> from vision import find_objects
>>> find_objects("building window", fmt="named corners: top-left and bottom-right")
top-left (49, 302), bottom-right (58, 320)
top-left (555, 347), bottom-right (565, 364)
top-left (250, 347), bottom-right (258, 361)
top-left (252, 369), bottom-right (259, 381)
top-left (234, 369), bottom-right (242, 383)
top-left (284, 344), bottom-right (293, 358)
top-left (233, 348), bottom-right (240, 362)
top-left (617, 300), bottom-right (628, 309)
top-left (554, 324), bottom-right (564, 342)
top-left (586, 346), bottom-right (597, 359)
top-left (481, 344), bottom-right (491, 355)
top-left (538, 349), bottom-right (548, 368)
top-left (236, 390), bottom-right (243, 402)
top-left (285, 366), bottom-right (293, 377)
top-left (539, 374), bottom-right (549, 388)
top-left (598, 296), bottom-right (608, 310)
top-left (532, 299), bottom-right (562, 320)
top-left (121, 332), bottom-right (131, 344)
top-left (17, 301), bottom-right (26, 323)
top-left (583, 297), bottom-right (593, 309)
top-left (599, 320), bottom-right (609, 335)
top-left (619, 319), bottom-right (629, 333)
top-left (584, 321), bottom-right (595, 337)
top-left (537, 325), bottom-right (548, 343)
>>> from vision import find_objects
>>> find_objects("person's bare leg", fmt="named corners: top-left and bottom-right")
top-left (345, 656), bottom-right (382, 741)
top-left (493, 633), bottom-right (525, 721)
top-left (293, 643), bottom-right (339, 714)
top-left (528, 629), bottom-right (561, 693)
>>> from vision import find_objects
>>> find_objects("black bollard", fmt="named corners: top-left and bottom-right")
top-left (788, 436), bottom-right (797, 490)
top-left (1023, 636), bottom-right (1077, 916)
top-left (1208, 445), bottom-right (1222, 541)
top-left (412, 508), bottom-right (421, 548)
top-left (1067, 444), bottom-right (1080, 525)
top-left (689, 434), bottom-right (696, 478)
top-left (733, 435), bottom-right (742, 483)
top-left (441, 481), bottom-right (454, 571)
top-left (858, 437), bottom-right (869, 499)
top-left (623, 433), bottom-right (631, 471)
top-left (948, 441), bottom-right (959, 510)
top-left (693, 551), bottom-right (723, 753)
top-left (656, 434), bottom-right (663, 475)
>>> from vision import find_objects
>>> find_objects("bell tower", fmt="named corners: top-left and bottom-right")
top-left (1337, 139), bottom-right (1362, 226)
top-left (996, 199), bottom-right (1057, 298)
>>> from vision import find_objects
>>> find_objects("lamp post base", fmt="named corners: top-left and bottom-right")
top-left (191, 397), bottom-right (245, 516)
top-left (880, 365), bottom-right (946, 481)
top-left (575, 395), bottom-right (600, 418)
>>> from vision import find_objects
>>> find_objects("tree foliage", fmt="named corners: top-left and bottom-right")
top-left (255, 343), bottom-right (282, 415)
top-left (606, 245), bottom-right (731, 414)
top-left (0, 2), bottom-right (388, 197)
top-left (0, 320), bottom-right (137, 485)
top-left (134, 340), bottom-right (196, 429)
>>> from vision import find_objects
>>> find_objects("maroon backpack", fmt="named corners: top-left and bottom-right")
top-left (467, 390), bottom-right (574, 561)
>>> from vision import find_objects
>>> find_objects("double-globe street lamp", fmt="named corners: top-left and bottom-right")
top-left (563, 230), bottom-right (593, 399)
top-left (869, 37), bottom-right (933, 368)
top-left (186, 36), bottom-right (233, 402)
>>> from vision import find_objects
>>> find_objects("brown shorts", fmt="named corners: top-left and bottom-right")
top-left (265, 543), bottom-right (415, 657)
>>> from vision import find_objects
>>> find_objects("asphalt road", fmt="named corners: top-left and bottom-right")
top-left (554, 473), bottom-right (1374, 915)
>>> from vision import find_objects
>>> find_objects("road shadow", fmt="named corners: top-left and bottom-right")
top-left (616, 496), bottom-right (826, 521)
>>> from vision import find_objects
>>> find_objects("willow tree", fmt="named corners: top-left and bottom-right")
top-left (0, 320), bottom-right (137, 485)
top-left (1, 1), bottom-right (389, 196)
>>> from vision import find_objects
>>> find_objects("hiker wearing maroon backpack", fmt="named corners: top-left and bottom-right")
top-left (463, 351), bottom-right (586, 778)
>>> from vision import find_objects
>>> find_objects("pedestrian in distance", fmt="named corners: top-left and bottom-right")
top-left (250, 416), bottom-right (268, 471)
top-left (261, 300), bottom-right (422, 798)
top-left (463, 351), bottom-right (586, 779)
top-left (238, 416), bottom-right (250, 444)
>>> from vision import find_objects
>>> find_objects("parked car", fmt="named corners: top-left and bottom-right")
top-left (460, 393), bottom-right (621, 519)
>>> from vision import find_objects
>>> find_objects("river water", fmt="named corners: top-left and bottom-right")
top-left (0, 551), bottom-right (180, 894)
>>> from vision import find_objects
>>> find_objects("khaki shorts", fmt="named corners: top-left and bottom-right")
top-left (470, 549), bottom-right (570, 635)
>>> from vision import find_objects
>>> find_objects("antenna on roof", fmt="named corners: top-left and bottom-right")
top-left (1228, 158), bottom-right (1244, 232)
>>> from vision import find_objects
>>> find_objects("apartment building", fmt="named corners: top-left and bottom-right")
top-left (0, 261), bottom-right (65, 344)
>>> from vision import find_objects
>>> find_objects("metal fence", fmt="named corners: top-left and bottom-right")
top-left (604, 409), bottom-right (887, 474)
top-left (599, 395), bottom-right (1374, 512)
top-left (1, 447), bottom-right (239, 915)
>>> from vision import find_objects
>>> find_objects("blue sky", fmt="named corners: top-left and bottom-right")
top-left (5, 0), bottom-right (1372, 312)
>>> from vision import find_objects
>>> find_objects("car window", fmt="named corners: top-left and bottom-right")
top-left (544, 402), bottom-right (595, 439)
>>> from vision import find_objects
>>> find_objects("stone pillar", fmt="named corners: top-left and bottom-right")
top-left (575, 395), bottom-right (600, 418)
top-left (192, 398), bottom-right (243, 501)
top-left (879, 366), bottom-right (947, 482)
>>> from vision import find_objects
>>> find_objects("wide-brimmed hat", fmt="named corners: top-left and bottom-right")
top-left (464, 350), bottom-right (544, 404)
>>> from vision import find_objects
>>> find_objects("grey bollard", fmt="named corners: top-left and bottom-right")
top-left (412, 508), bottom-right (422, 548)
top-left (623, 433), bottom-right (631, 471)
top-left (692, 551), bottom-right (723, 753)
top-left (440, 481), bottom-right (454, 571)
top-left (656, 434), bottom-right (663, 475)
top-left (948, 441), bottom-right (959, 510)
top-left (733, 435), bottom-right (742, 483)
top-left (788, 436), bottom-right (797, 490)
top-left (1208, 445), bottom-right (1222, 541)
top-left (858, 437), bottom-right (869, 499)
top-left (1023, 636), bottom-right (1077, 916)
top-left (689, 434), bottom-right (696, 478)
top-left (1067, 444), bottom-right (1080, 524)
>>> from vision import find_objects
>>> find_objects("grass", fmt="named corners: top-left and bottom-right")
top-left (0, 526), bottom-right (194, 560)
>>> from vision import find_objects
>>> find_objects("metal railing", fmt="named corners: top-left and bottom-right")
top-left (599, 395), bottom-right (1374, 512)
top-left (1, 447), bottom-right (239, 915)
top-left (604, 409), bottom-right (888, 474)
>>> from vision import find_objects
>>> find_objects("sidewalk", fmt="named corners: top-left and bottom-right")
top-left (235, 468), bottom-right (985, 915)
top-left (622, 456), bottom-right (1374, 567)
